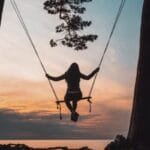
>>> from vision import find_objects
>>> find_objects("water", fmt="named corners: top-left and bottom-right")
top-left (0, 140), bottom-right (111, 150)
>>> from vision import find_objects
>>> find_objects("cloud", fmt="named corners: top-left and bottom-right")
top-left (0, 107), bottom-right (130, 139)
top-left (0, 70), bottom-right (132, 139)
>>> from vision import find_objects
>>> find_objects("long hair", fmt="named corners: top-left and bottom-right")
top-left (66, 63), bottom-right (80, 83)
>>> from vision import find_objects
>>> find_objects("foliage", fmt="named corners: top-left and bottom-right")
top-left (105, 135), bottom-right (132, 150)
top-left (44, 0), bottom-right (98, 50)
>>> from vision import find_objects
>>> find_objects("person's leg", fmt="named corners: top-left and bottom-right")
top-left (72, 100), bottom-right (78, 112)
top-left (65, 100), bottom-right (73, 112)
top-left (65, 92), bottom-right (73, 112)
top-left (72, 92), bottom-right (82, 113)
top-left (71, 99), bottom-right (79, 122)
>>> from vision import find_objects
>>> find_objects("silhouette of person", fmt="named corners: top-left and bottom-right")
top-left (46, 63), bottom-right (99, 121)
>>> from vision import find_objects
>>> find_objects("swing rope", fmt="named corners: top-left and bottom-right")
top-left (87, 0), bottom-right (126, 112)
top-left (10, 0), bottom-right (126, 117)
top-left (10, 0), bottom-right (62, 119)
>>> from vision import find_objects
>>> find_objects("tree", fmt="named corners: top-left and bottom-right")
top-left (43, 0), bottom-right (98, 50)
top-left (0, 0), bottom-right (5, 25)
top-left (127, 0), bottom-right (150, 148)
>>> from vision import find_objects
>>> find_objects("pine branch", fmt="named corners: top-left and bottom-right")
top-left (44, 0), bottom-right (98, 50)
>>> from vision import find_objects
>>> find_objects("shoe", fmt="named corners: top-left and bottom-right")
top-left (75, 112), bottom-right (79, 116)
top-left (71, 112), bottom-right (79, 122)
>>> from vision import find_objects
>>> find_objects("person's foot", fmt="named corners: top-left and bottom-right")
top-left (71, 111), bottom-right (79, 116)
top-left (75, 112), bottom-right (79, 116)
top-left (71, 111), bottom-right (79, 122)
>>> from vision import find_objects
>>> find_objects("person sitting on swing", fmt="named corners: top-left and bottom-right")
top-left (46, 63), bottom-right (99, 121)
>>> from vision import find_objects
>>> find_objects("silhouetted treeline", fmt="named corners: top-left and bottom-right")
top-left (0, 144), bottom-right (93, 150)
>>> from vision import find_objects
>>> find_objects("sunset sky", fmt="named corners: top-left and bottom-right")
top-left (0, 0), bottom-right (143, 139)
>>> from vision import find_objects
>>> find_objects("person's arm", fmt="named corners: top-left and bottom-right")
top-left (45, 73), bottom-right (65, 81)
top-left (80, 67), bottom-right (99, 80)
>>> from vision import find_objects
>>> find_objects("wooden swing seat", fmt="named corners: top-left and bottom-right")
top-left (56, 96), bottom-right (92, 104)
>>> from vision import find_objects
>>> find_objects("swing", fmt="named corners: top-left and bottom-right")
top-left (56, 96), bottom-right (92, 104)
top-left (9, 0), bottom-right (126, 120)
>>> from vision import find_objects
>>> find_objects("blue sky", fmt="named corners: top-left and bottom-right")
top-left (0, 0), bottom-right (143, 139)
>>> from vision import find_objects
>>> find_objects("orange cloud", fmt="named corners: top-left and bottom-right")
top-left (0, 70), bottom-right (133, 118)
